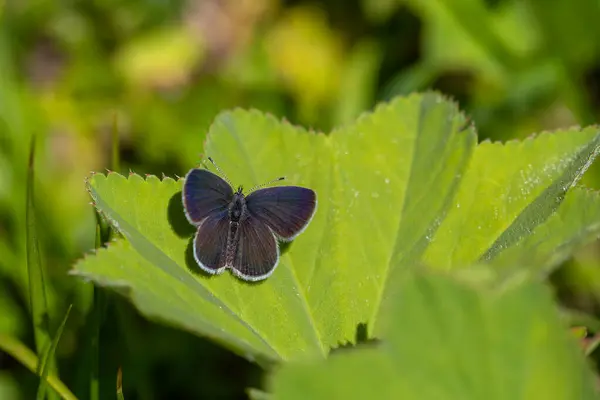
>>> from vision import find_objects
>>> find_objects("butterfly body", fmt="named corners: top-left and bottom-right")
top-left (182, 167), bottom-right (317, 281)
top-left (223, 191), bottom-right (246, 269)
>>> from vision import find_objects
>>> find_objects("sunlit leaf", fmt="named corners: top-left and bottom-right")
top-left (268, 270), bottom-right (598, 399)
top-left (72, 92), bottom-right (600, 363)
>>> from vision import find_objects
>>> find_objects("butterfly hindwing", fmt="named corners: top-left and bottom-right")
top-left (193, 211), bottom-right (230, 274)
top-left (183, 169), bottom-right (233, 225)
top-left (231, 216), bottom-right (279, 281)
top-left (245, 186), bottom-right (317, 241)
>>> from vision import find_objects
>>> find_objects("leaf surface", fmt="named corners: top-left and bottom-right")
top-left (268, 270), bottom-right (599, 400)
top-left (72, 92), bottom-right (600, 361)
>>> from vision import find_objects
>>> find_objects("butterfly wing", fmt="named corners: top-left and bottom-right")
top-left (193, 211), bottom-right (230, 274)
top-left (231, 216), bottom-right (279, 281)
top-left (245, 186), bottom-right (317, 241)
top-left (182, 169), bottom-right (233, 225)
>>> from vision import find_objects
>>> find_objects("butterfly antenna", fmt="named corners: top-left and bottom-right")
top-left (205, 157), bottom-right (234, 187)
top-left (247, 176), bottom-right (285, 194)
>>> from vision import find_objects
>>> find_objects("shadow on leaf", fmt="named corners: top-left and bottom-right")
top-left (329, 322), bottom-right (381, 354)
top-left (280, 240), bottom-right (293, 254)
top-left (184, 237), bottom-right (216, 280)
top-left (167, 191), bottom-right (196, 238)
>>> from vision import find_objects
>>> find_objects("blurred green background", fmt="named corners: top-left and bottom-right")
top-left (2, 0), bottom-right (600, 398)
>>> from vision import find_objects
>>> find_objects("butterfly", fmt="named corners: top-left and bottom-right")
top-left (182, 158), bottom-right (317, 281)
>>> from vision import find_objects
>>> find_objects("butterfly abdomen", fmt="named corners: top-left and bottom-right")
top-left (225, 221), bottom-right (240, 267)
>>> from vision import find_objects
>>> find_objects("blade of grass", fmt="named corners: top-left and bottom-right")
top-left (108, 112), bottom-right (121, 242)
top-left (87, 113), bottom-right (121, 399)
top-left (37, 305), bottom-right (73, 400)
top-left (112, 111), bottom-right (120, 173)
top-left (26, 135), bottom-right (57, 398)
top-left (88, 111), bottom-right (120, 400)
top-left (0, 334), bottom-right (77, 400)
top-left (91, 292), bottom-right (106, 394)
top-left (116, 367), bottom-right (124, 400)
top-left (88, 220), bottom-right (106, 400)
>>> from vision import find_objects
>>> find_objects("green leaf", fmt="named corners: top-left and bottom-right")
top-left (268, 270), bottom-right (599, 399)
top-left (487, 187), bottom-right (600, 270)
top-left (37, 305), bottom-right (72, 400)
top-left (72, 92), bottom-right (600, 363)
top-left (422, 132), bottom-right (600, 269)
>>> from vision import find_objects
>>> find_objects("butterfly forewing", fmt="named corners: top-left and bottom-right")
top-left (246, 186), bottom-right (317, 241)
top-left (232, 216), bottom-right (279, 280)
top-left (193, 211), bottom-right (230, 274)
top-left (183, 169), bottom-right (233, 225)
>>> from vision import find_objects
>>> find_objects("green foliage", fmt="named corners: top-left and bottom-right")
top-left (0, 334), bottom-right (77, 400)
top-left (73, 93), bottom-right (600, 368)
top-left (4, 0), bottom-right (600, 397)
top-left (268, 269), bottom-right (598, 399)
